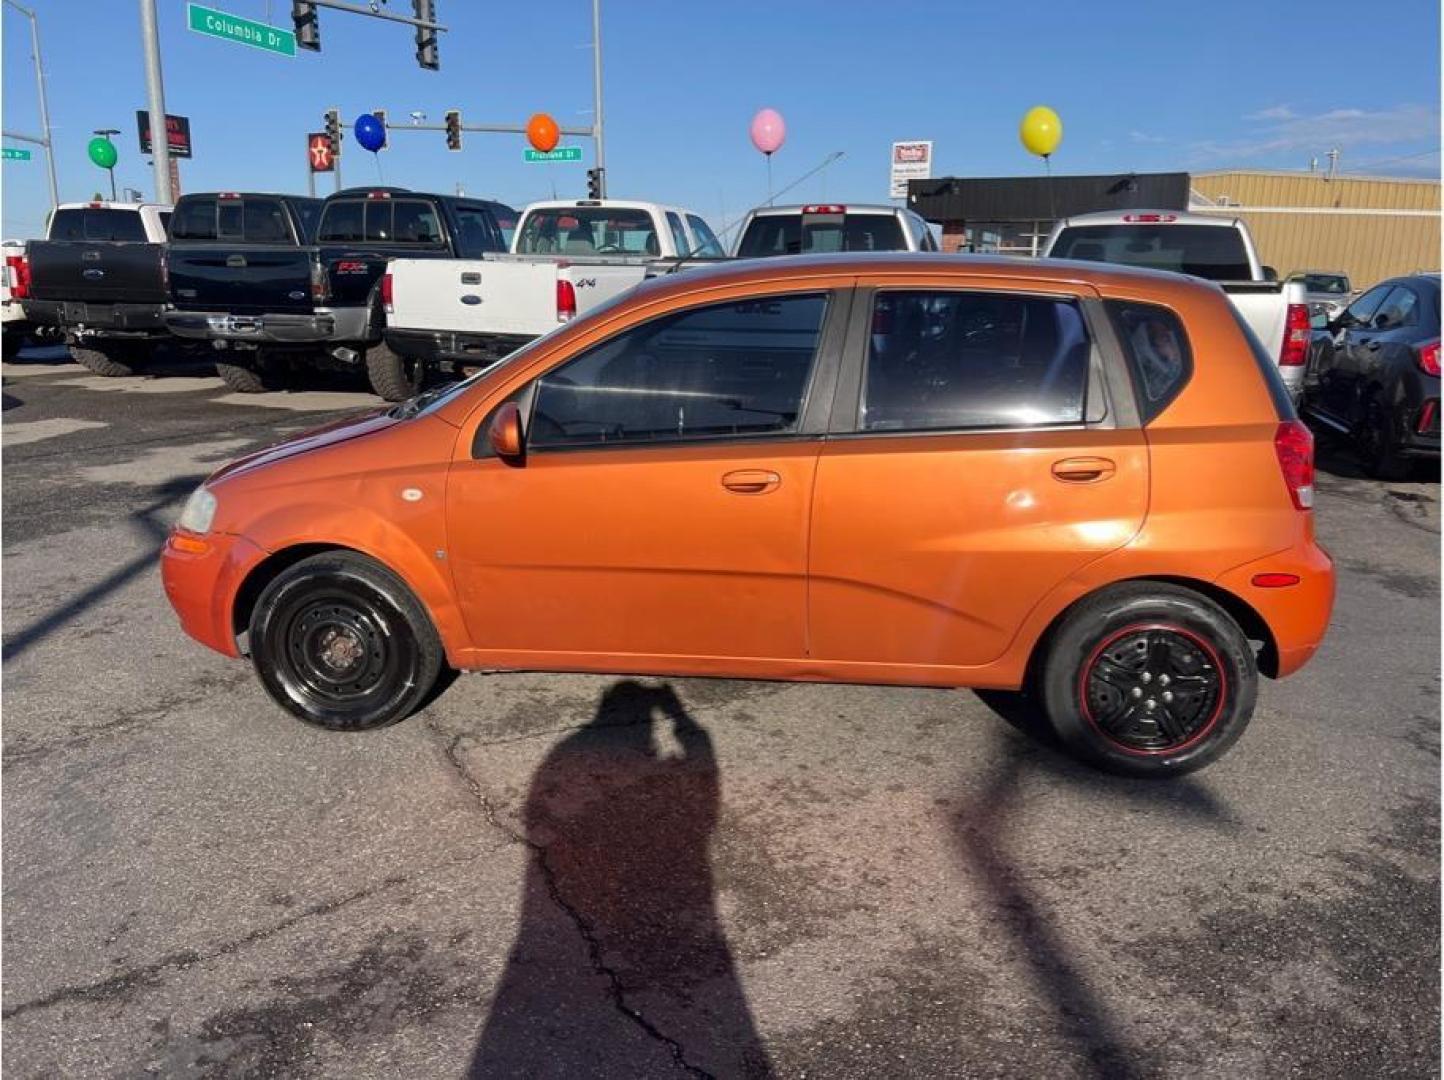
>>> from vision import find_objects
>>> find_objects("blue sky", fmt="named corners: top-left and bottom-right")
top-left (3, 0), bottom-right (1440, 240)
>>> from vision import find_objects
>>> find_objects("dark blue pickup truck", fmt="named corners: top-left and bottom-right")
top-left (163, 188), bottom-right (515, 398)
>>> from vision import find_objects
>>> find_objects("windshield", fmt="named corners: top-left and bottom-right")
top-left (1050, 223), bottom-right (1253, 281)
top-left (735, 212), bottom-right (907, 257)
top-left (684, 214), bottom-right (726, 258)
top-left (514, 207), bottom-right (659, 257)
top-left (1297, 273), bottom-right (1349, 294)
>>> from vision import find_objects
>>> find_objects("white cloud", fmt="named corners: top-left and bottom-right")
top-left (1129, 130), bottom-right (1167, 144)
top-left (1190, 103), bottom-right (1440, 164)
top-left (1245, 105), bottom-right (1297, 121)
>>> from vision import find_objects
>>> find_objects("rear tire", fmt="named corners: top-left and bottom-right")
top-left (1038, 582), bottom-right (1257, 777)
top-left (1357, 400), bottom-right (1410, 481)
top-left (365, 342), bottom-right (425, 402)
top-left (249, 551), bottom-right (445, 731)
top-left (215, 358), bottom-right (283, 394)
top-left (71, 343), bottom-right (142, 377)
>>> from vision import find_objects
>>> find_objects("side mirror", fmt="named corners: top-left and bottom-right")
top-left (1261, 265), bottom-right (1279, 282)
top-left (488, 401), bottom-right (524, 461)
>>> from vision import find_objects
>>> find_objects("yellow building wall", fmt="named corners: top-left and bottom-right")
top-left (1191, 171), bottom-right (1440, 288)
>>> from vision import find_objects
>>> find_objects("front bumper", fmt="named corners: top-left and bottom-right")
top-left (1214, 539), bottom-right (1335, 678)
top-left (23, 299), bottom-right (167, 334)
top-left (164, 305), bottom-right (372, 346)
top-left (160, 529), bottom-right (269, 659)
top-left (385, 326), bottom-right (534, 367)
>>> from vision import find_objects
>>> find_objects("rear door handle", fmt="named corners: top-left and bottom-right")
top-left (1051, 457), bottom-right (1116, 483)
top-left (721, 469), bottom-right (781, 495)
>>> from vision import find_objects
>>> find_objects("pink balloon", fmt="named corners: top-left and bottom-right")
top-left (750, 108), bottom-right (786, 155)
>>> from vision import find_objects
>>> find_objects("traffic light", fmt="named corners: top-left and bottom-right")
top-left (444, 109), bottom-right (461, 152)
top-left (372, 110), bottom-right (388, 150)
top-left (413, 0), bottom-right (439, 70)
top-left (292, 1), bottom-right (320, 51)
top-left (587, 167), bottom-right (604, 200)
top-left (324, 108), bottom-right (341, 158)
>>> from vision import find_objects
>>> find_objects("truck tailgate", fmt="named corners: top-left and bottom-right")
top-left (1222, 281), bottom-right (1288, 360)
top-left (27, 241), bottom-right (166, 305)
top-left (167, 245), bottom-right (315, 314)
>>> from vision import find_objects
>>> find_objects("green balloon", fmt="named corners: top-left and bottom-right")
top-left (87, 137), bottom-right (117, 169)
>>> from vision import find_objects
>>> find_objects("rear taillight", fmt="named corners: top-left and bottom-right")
top-left (310, 256), bottom-right (329, 303)
top-left (1274, 419), bottom-right (1315, 510)
top-left (1122, 213), bottom-right (1176, 223)
top-left (1279, 303), bottom-right (1310, 367)
top-left (5, 255), bottom-right (30, 300)
top-left (556, 278), bottom-right (576, 322)
top-left (801, 204), bottom-right (846, 214)
top-left (1418, 340), bottom-right (1440, 377)
top-left (380, 271), bottom-right (393, 314)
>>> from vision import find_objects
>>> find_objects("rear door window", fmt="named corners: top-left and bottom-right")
top-left (862, 291), bottom-right (1091, 431)
top-left (1342, 283), bottom-right (1391, 326)
top-left (1371, 287), bottom-right (1419, 330)
top-left (1106, 301), bottom-right (1193, 423)
top-left (318, 199), bottom-right (364, 243)
top-left (530, 294), bottom-right (829, 449)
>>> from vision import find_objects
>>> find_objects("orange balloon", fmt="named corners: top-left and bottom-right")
top-left (527, 113), bottom-right (560, 153)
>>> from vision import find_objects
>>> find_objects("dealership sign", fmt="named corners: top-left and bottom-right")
top-left (890, 140), bottom-right (933, 199)
top-left (136, 112), bottom-right (193, 159)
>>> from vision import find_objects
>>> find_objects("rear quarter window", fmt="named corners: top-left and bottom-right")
top-left (1105, 301), bottom-right (1194, 424)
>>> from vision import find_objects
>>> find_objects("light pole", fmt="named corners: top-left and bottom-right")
top-left (2, 0), bottom-right (60, 212)
top-left (93, 128), bottom-right (120, 200)
top-left (138, 0), bottom-right (172, 204)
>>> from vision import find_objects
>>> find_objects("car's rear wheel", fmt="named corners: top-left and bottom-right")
top-left (365, 342), bottom-right (425, 402)
top-left (1038, 583), bottom-right (1257, 776)
top-left (71, 342), bottom-right (143, 377)
top-left (1357, 399), bottom-right (1410, 481)
top-left (249, 551), bottom-right (445, 731)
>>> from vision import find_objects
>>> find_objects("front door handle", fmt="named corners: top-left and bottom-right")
top-left (1365, 340), bottom-right (1381, 351)
top-left (721, 469), bottom-right (781, 495)
top-left (1051, 457), bottom-right (1116, 483)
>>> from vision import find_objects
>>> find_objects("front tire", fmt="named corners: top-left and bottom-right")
top-left (71, 343), bottom-right (142, 377)
top-left (249, 551), bottom-right (445, 731)
top-left (1038, 583), bottom-right (1257, 777)
top-left (365, 342), bottom-right (425, 402)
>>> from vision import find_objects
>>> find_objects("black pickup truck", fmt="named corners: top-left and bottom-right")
top-left (23, 202), bottom-right (173, 376)
top-left (163, 188), bottom-right (514, 399)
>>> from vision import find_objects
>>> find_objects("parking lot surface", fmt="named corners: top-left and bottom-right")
top-left (2, 348), bottom-right (1439, 1078)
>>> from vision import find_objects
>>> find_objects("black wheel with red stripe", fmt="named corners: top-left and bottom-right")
top-left (1039, 583), bottom-right (1257, 776)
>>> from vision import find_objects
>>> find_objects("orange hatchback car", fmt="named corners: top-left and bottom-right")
top-left (162, 254), bottom-right (1333, 775)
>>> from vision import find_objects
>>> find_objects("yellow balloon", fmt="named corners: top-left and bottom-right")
top-left (1020, 105), bottom-right (1063, 158)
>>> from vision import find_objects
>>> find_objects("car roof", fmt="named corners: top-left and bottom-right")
top-left (1055, 209), bottom-right (1238, 228)
top-left (628, 251), bottom-right (1219, 303)
top-left (746, 203), bottom-right (905, 217)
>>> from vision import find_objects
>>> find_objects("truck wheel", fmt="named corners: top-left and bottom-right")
top-left (215, 359), bottom-right (283, 394)
top-left (249, 551), bottom-right (445, 730)
top-left (3, 332), bottom-right (22, 361)
top-left (71, 343), bottom-right (143, 377)
top-left (1037, 582), bottom-right (1257, 777)
top-left (365, 343), bottom-right (425, 402)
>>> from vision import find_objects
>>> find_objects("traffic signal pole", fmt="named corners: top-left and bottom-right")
top-left (591, 0), bottom-right (605, 196)
top-left (139, 0), bottom-right (173, 203)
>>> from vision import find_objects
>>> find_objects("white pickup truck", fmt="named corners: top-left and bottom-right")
top-left (1042, 211), bottom-right (1311, 400)
top-left (382, 199), bottom-right (725, 375)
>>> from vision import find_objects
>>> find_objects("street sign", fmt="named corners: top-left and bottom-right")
top-left (2, 148), bottom-right (32, 161)
top-left (890, 140), bottom-right (933, 199)
top-left (525, 147), bottom-right (582, 163)
top-left (307, 132), bottom-right (335, 173)
top-left (187, 3), bottom-right (296, 56)
top-left (136, 111), bottom-right (193, 159)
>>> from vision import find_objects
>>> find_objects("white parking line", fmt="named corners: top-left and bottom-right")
top-left (2, 417), bottom-right (109, 447)
top-left (213, 390), bottom-right (379, 411)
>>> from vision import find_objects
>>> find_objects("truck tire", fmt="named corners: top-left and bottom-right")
top-left (70, 343), bottom-right (142, 377)
top-left (215, 360), bottom-right (282, 394)
top-left (365, 343), bottom-right (424, 402)
top-left (3, 331), bottom-right (23, 361)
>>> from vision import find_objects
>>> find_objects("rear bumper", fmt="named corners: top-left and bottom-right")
top-left (164, 305), bottom-right (372, 345)
top-left (160, 529), bottom-right (269, 659)
top-left (1213, 539), bottom-right (1335, 678)
top-left (23, 299), bottom-right (167, 334)
top-left (385, 326), bottom-right (534, 366)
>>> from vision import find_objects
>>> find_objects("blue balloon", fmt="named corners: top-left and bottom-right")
top-left (354, 113), bottom-right (385, 153)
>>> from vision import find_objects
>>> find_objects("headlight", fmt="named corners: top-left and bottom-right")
top-left (178, 486), bottom-right (218, 534)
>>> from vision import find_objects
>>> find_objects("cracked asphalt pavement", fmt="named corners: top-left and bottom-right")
top-left (2, 346), bottom-right (1439, 1078)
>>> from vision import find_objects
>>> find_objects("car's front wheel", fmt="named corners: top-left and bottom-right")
top-left (249, 551), bottom-right (445, 730)
top-left (1038, 583), bottom-right (1257, 776)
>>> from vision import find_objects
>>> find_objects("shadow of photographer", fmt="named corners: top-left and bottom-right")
top-left (470, 679), bottom-right (773, 1078)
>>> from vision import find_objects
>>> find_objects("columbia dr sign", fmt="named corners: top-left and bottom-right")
top-left (186, 4), bottom-right (297, 57)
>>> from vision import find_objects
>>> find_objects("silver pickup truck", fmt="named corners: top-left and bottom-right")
top-left (1043, 210), bottom-right (1311, 400)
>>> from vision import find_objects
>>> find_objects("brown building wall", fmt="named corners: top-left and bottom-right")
top-left (1191, 171), bottom-right (1440, 288)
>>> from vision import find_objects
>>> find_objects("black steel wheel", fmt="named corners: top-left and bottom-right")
top-left (1039, 582), bottom-right (1256, 776)
top-left (249, 551), bottom-right (444, 730)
